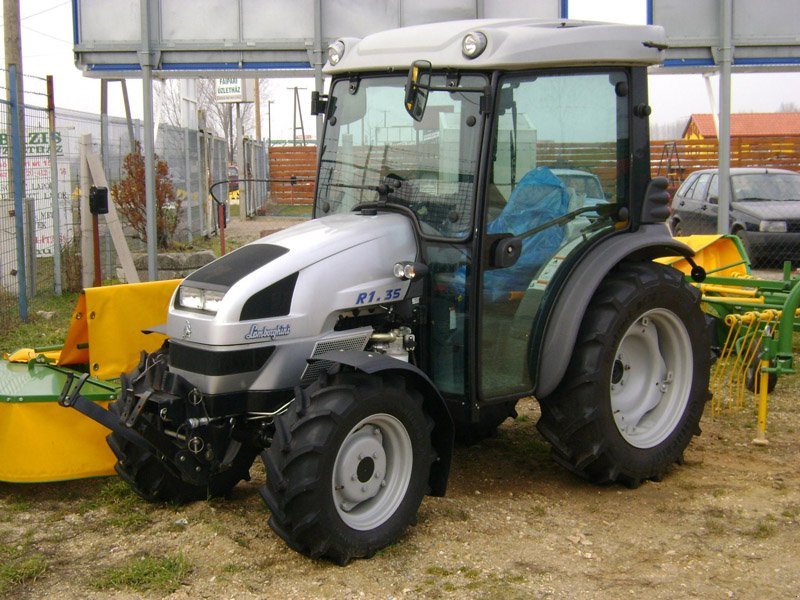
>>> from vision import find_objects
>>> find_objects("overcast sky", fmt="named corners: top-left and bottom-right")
top-left (3, 0), bottom-right (799, 140)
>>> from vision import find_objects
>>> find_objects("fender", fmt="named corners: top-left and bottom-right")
top-left (532, 223), bottom-right (695, 398)
top-left (313, 349), bottom-right (454, 497)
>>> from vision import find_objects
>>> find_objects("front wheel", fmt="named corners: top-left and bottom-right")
top-left (537, 262), bottom-right (710, 487)
top-left (262, 372), bottom-right (436, 564)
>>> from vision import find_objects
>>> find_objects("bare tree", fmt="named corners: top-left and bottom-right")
top-left (160, 78), bottom-right (274, 161)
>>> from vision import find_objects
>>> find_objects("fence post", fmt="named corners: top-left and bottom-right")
top-left (8, 65), bottom-right (28, 320)
top-left (46, 75), bottom-right (62, 295)
top-left (184, 126), bottom-right (192, 242)
top-left (79, 134), bottom-right (94, 288)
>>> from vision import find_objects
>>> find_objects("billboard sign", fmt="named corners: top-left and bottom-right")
top-left (72, 0), bottom-right (563, 77)
top-left (215, 78), bottom-right (256, 104)
top-left (648, 0), bottom-right (800, 71)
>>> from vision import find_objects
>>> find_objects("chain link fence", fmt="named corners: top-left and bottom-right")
top-left (652, 138), bottom-right (800, 268)
top-left (1, 69), bottom-right (269, 331)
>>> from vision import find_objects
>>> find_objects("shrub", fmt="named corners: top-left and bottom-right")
top-left (111, 141), bottom-right (180, 249)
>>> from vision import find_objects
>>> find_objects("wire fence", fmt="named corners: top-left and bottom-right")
top-left (1, 69), bottom-right (270, 332)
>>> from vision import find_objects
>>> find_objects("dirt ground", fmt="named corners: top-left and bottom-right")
top-left (1, 378), bottom-right (799, 599)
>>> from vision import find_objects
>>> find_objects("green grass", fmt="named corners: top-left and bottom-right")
top-left (93, 553), bottom-right (191, 594)
top-left (272, 204), bottom-right (312, 217)
top-left (0, 291), bottom-right (78, 354)
top-left (76, 479), bottom-right (152, 531)
top-left (0, 554), bottom-right (47, 594)
top-left (0, 540), bottom-right (48, 594)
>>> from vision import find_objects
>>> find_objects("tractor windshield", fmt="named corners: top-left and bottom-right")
top-left (315, 74), bottom-right (486, 239)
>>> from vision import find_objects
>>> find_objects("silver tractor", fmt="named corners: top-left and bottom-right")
top-left (66, 18), bottom-right (710, 564)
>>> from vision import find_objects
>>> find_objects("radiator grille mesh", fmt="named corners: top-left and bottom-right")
top-left (300, 332), bottom-right (371, 385)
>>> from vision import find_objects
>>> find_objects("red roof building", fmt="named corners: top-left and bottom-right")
top-left (682, 113), bottom-right (800, 139)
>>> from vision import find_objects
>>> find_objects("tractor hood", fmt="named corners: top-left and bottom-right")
top-left (166, 212), bottom-right (418, 347)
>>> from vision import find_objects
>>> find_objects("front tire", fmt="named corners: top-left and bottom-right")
top-left (537, 262), bottom-right (710, 487)
top-left (262, 371), bottom-right (435, 564)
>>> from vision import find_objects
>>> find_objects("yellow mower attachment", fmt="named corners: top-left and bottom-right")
top-left (0, 279), bottom-right (180, 483)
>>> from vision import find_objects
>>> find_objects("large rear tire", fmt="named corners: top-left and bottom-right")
top-left (537, 262), bottom-right (710, 487)
top-left (107, 401), bottom-right (256, 503)
top-left (262, 371), bottom-right (436, 564)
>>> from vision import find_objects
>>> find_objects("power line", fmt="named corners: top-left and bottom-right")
top-left (21, 24), bottom-right (71, 44)
top-left (22, 1), bottom-right (68, 20)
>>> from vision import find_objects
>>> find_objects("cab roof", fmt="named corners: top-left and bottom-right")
top-left (324, 18), bottom-right (666, 75)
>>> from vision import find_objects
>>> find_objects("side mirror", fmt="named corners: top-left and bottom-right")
top-left (708, 195), bottom-right (719, 205)
top-left (310, 91), bottom-right (328, 116)
top-left (404, 60), bottom-right (431, 122)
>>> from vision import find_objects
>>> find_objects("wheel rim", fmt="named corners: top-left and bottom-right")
top-left (332, 413), bottom-right (413, 531)
top-left (610, 308), bottom-right (693, 448)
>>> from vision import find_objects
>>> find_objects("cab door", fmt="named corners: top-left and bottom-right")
top-left (477, 69), bottom-right (632, 399)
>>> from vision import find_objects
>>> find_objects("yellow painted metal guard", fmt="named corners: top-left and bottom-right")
top-left (59, 279), bottom-right (181, 380)
top-left (0, 401), bottom-right (116, 483)
top-left (655, 234), bottom-right (750, 278)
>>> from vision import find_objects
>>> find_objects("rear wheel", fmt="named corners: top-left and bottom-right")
top-left (262, 371), bottom-right (435, 564)
top-left (537, 262), bottom-right (710, 487)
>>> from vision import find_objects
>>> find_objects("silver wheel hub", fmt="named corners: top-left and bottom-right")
top-left (334, 426), bottom-right (387, 511)
top-left (332, 413), bottom-right (413, 531)
top-left (610, 309), bottom-right (692, 448)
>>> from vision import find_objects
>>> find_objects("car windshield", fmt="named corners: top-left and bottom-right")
top-left (315, 74), bottom-right (486, 238)
top-left (731, 173), bottom-right (800, 202)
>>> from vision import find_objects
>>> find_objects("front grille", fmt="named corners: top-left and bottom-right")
top-left (300, 332), bottom-right (372, 385)
top-left (170, 342), bottom-right (275, 376)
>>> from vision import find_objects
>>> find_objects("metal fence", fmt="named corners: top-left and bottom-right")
top-left (652, 138), bottom-right (800, 268)
top-left (1, 68), bottom-right (269, 331)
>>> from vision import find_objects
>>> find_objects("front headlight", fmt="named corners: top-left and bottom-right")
top-left (462, 31), bottom-right (487, 59)
top-left (327, 40), bottom-right (346, 66)
top-left (178, 286), bottom-right (226, 314)
top-left (759, 220), bottom-right (787, 233)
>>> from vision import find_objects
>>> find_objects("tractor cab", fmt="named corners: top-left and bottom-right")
top-left (314, 19), bottom-right (662, 422)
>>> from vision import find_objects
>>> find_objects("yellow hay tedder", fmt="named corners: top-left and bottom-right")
top-left (660, 235), bottom-right (800, 445)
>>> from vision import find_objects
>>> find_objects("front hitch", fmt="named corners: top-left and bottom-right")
top-left (58, 371), bottom-right (158, 456)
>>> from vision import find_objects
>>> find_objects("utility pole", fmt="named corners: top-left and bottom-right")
top-left (267, 100), bottom-right (274, 146)
top-left (288, 86), bottom-right (308, 146)
top-left (4, 0), bottom-right (33, 300)
top-left (254, 78), bottom-right (261, 142)
top-left (3, 0), bottom-right (24, 139)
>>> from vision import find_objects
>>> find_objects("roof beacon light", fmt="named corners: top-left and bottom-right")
top-left (462, 31), bottom-right (487, 59)
top-left (327, 40), bottom-right (346, 66)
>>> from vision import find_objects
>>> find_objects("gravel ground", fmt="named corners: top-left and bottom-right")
top-left (1, 385), bottom-right (798, 599)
